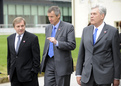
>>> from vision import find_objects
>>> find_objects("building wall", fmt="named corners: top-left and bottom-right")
top-left (72, 0), bottom-right (121, 37)
top-left (3, 1), bottom-right (72, 25)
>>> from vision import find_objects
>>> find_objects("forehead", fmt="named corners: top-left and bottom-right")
top-left (47, 11), bottom-right (56, 16)
top-left (15, 20), bottom-right (24, 25)
top-left (91, 8), bottom-right (99, 13)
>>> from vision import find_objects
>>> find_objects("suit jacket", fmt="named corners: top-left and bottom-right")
top-left (7, 31), bottom-right (40, 82)
top-left (40, 21), bottom-right (76, 76)
top-left (119, 33), bottom-right (121, 49)
top-left (76, 23), bottom-right (120, 84)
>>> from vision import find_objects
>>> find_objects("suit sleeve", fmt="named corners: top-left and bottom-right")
top-left (112, 29), bottom-right (121, 79)
top-left (31, 36), bottom-right (40, 73)
top-left (7, 37), bottom-right (11, 75)
top-left (57, 25), bottom-right (76, 50)
top-left (119, 33), bottom-right (121, 49)
top-left (76, 28), bottom-right (85, 75)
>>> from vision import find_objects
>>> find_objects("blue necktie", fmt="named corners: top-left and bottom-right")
top-left (48, 27), bottom-right (56, 58)
top-left (16, 35), bottom-right (21, 54)
top-left (93, 28), bottom-right (98, 45)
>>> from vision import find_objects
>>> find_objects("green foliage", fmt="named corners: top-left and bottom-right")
top-left (0, 34), bottom-right (81, 78)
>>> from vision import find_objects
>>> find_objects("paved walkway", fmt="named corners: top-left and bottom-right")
top-left (1, 71), bottom-right (121, 86)
top-left (0, 71), bottom-right (79, 86)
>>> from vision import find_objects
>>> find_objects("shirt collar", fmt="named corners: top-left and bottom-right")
top-left (53, 20), bottom-right (61, 29)
top-left (94, 22), bottom-right (105, 30)
top-left (16, 33), bottom-right (24, 38)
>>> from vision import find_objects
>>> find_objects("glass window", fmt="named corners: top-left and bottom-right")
top-left (16, 5), bottom-right (23, 15)
top-left (38, 16), bottom-right (46, 24)
top-left (31, 5), bottom-right (37, 15)
top-left (8, 5), bottom-right (15, 15)
top-left (24, 5), bottom-right (30, 15)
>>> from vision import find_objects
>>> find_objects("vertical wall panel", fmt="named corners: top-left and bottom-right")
top-left (38, 6), bottom-right (44, 15)
top-left (24, 5), bottom-right (30, 15)
top-left (4, 4), bottom-right (7, 15)
top-left (63, 7), bottom-right (68, 16)
top-left (45, 6), bottom-right (49, 15)
top-left (31, 5), bottom-right (37, 15)
top-left (69, 7), bottom-right (72, 16)
top-left (16, 5), bottom-right (23, 15)
top-left (8, 4), bottom-right (15, 15)
top-left (59, 7), bottom-right (63, 21)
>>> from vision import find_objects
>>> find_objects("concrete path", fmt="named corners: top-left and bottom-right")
top-left (1, 71), bottom-right (121, 86)
top-left (0, 71), bottom-right (79, 86)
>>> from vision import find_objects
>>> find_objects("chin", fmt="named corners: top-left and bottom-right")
top-left (19, 32), bottom-right (24, 35)
top-left (91, 22), bottom-right (94, 25)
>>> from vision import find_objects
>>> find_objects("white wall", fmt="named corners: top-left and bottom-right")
top-left (72, 0), bottom-right (121, 37)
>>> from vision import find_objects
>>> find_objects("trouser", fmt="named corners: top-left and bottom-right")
top-left (44, 56), bottom-right (71, 86)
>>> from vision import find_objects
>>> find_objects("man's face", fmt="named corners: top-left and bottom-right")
top-left (90, 8), bottom-right (104, 27)
top-left (47, 11), bottom-right (60, 26)
top-left (14, 20), bottom-right (25, 35)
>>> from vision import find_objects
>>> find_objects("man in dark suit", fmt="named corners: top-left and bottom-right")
top-left (76, 4), bottom-right (120, 86)
top-left (119, 21), bottom-right (121, 57)
top-left (120, 33), bottom-right (121, 56)
top-left (40, 6), bottom-right (76, 86)
top-left (7, 17), bottom-right (40, 86)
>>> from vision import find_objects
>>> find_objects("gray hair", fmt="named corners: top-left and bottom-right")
top-left (91, 4), bottom-right (106, 17)
top-left (48, 6), bottom-right (61, 16)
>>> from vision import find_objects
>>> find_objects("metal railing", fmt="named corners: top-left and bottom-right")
top-left (0, 24), bottom-right (49, 35)
top-left (0, 24), bottom-right (48, 28)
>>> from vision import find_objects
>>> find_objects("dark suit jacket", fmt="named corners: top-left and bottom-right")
top-left (119, 33), bottom-right (121, 49)
top-left (40, 21), bottom-right (76, 76)
top-left (76, 23), bottom-right (120, 84)
top-left (7, 31), bottom-right (40, 82)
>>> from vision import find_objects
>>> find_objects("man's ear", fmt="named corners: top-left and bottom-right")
top-left (57, 14), bottom-right (60, 19)
top-left (101, 14), bottom-right (105, 19)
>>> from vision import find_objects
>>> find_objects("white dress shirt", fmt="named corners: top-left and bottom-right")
top-left (93, 22), bottom-right (105, 42)
top-left (15, 33), bottom-right (24, 50)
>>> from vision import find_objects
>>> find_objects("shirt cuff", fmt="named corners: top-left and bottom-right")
top-left (114, 78), bottom-right (120, 80)
top-left (55, 41), bottom-right (58, 46)
top-left (76, 75), bottom-right (81, 77)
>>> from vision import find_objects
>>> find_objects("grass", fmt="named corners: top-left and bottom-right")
top-left (0, 34), bottom-right (81, 78)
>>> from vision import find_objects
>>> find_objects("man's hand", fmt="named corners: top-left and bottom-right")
top-left (47, 37), bottom-right (57, 44)
top-left (113, 79), bottom-right (120, 86)
top-left (8, 75), bottom-right (10, 81)
top-left (76, 76), bottom-right (81, 86)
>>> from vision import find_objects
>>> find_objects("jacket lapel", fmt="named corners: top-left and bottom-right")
top-left (95, 24), bottom-right (108, 45)
top-left (46, 25), bottom-right (53, 50)
top-left (12, 34), bottom-right (16, 54)
top-left (48, 25), bottom-right (53, 37)
top-left (17, 31), bottom-right (28, 54)
top-left (55, 21), bottom-right (63, 39)
top-left (90, 26), bottom-right (94, 46)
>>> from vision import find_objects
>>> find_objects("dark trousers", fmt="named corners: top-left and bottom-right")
top-left (44, 56), bottom-right (71, 86)
top-left (81, 71), bottom-right (111, 86)
top-left (11, 70), bottom-right (39, 86)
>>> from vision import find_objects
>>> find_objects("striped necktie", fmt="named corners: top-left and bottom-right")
top-left (16, 35), bottom-right (21, 54)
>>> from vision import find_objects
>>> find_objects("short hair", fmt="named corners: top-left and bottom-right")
top-left (119, 21), bottom-right (121, 28)
top-left (13, 17), bottom-right (26, 27)
top-left (48, 6), bottom-right (61, 16)
top-left (91, 4), bottom-right (106, 18)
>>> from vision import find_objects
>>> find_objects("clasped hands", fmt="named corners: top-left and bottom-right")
top-left (47, 37), bottom-right (57, 44)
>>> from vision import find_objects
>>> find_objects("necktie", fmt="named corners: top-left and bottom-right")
top-left (93, 28), bottom-right (98, 45)
top-left (16, 35), bottom-right (21, 54)
top-left (48, 27), bottom-right (56, 58)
